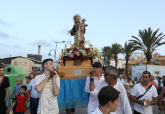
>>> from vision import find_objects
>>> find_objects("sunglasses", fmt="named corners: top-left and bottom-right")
top-left (104, 72), bottom-right (115, 77)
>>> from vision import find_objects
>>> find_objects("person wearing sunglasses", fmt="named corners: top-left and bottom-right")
top-left (89, 66), bottom-right (132, 114)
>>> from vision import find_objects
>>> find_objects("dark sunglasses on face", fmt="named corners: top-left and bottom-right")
top-left (104, 72), bottom-right (115, 77)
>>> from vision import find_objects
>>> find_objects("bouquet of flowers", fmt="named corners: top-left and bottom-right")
top-left (63, 41), bottom-right (92, 61)
top-left (55, 57), bottom-right (63, 67)
top-left (56, 41), bottom-right (104, 66)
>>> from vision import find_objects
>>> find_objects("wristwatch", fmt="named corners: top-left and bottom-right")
top-left (90, 78), bottom-right (94, 81)
top-left (5, 95), bottom-right (8, 97)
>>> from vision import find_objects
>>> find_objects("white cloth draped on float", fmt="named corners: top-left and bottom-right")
top-left (78, 26), bottom-right (81, 40)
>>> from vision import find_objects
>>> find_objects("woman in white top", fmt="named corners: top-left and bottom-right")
top-left (124, 76), bottom-right (133, 102)
top-left (123, 75), bottom-right (127, 82)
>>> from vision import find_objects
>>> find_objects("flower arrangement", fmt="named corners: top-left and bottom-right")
top-left (56, 41), bottom-right (104, 66)
top-left (63, 41), bottom-right (92, 61)
top-left (55, 57), bottom-right (63, 67)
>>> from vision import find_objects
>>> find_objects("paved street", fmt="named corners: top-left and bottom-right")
top-left (7, 102), bottom-right (160, 114)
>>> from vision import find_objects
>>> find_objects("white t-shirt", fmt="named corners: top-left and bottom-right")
top-left (154, 79), bottom-right (158, 87)
top-left (161, 83), bottom-right (163, 87)
top-left (131, 83), bottom-right (158, 114)
top-left (91, 106), bottom-right (116, 114)
top-left (90, 81), bottom-right (132, 114)
top-left (117, 78), bottom-right (124, 84)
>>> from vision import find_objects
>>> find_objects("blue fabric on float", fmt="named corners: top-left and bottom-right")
top-left (58, 78), bottom-right (90, 109)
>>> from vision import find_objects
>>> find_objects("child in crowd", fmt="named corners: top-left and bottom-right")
top-left (10, 85), bottom-right (28, 114)
top-left (11, 78), bottom-right (23, 114)
top-left (30, 73), bottom-right (35, 79)
top-left (25, 76), bottom-right (31, 114)
top-left (92, 86), bottom-right (120, 114)
top-left (6, 87), bottom-right (12, 113)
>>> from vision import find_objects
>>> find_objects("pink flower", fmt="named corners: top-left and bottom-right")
top-left (69, 53), bottom-right (74, 58)
top-left (82, 52), bottom-right (87, 56)
top-left (75, 51), bottom-right (80, 56)
top-left (58, 64), bottom-right (61, 67)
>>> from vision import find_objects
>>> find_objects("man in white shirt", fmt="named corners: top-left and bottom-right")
top-left (27, 70), bottom-right (41, 114)
top-left (117, 75), bottom-right (124, 84)
top-left (35, 59), bottom-right (60, 114)
top-left (130, 71), bottom-right (158, 114)
top-left (85, 62), bottom-right (105, 114)
top-left (92, 86), bottom-right (120, 114)
top-left (89, 66), bottom-right (132, 114)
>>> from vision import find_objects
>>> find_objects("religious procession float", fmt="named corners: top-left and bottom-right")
top-left (56, 14), bottom-right (103, 110)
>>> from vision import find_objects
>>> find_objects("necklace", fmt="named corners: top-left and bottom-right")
top-left (47, 80), bottom-right (50, 88)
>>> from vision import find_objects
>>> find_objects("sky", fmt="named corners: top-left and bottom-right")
top-left (0, 0), bottom-right (165, 62)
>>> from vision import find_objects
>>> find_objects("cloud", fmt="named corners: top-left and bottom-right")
top-left (0, 31), bottom-right (10, 38)
top-left (0, 19), bottom-right (14, 26)
top-left (31, 40), bottom-right (52, 47)
top-left (13, 36), bottom-right (19, 39)
top-left (13, 45), bottom-right (21, 48)
top-left (0, 43), bottom-right (9, 47)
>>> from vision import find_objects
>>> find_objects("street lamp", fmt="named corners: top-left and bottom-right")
top-left (48, 41), bottom-right (65, 65)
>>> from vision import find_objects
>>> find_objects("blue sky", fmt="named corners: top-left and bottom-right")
top-left (0, 0), bottom-right (165, 61)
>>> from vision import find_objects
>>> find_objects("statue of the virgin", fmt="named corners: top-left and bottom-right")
top-left (68, 14), bottom-right (85, 43)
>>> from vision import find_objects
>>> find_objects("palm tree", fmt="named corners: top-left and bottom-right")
top-left (101, 46), bottom-right (112, 67)
top-left (130, 27), bottom-right (165, 64)
top-left (122, 41), bottom-right (140, 75)
top-left (110, 43), bottom-right (122, 68)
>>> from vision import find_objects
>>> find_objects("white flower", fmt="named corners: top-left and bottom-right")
top-left (94, 58), bottom-right (100, 62)
top-left (69, 50), bottom-right (73, 54)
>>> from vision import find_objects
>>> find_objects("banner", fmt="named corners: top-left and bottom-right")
top-left (132, 65), bottom-right (146, 80)
top-left (147, 65), bottom-right (165, 77)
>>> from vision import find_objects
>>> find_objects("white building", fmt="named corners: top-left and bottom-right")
top-left (110, 59), bottom-right (126, 69)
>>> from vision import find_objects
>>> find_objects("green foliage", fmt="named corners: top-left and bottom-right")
top-left (122, 41), bottom-right (140, 58)
top-left (101, 46), bottom-right (112, 66)
top-left (0, 60), bottom-right (4, 67)
top-left (130, 27), bottom-right (165, 64)
top-left (118, 68), bottom-right (124, 74)
top-left (111, 43), bottom-right (123, 68)
top-left (122, 41), bottom-right (139, 75)
top-left (111, 43), bottom-right (122, 57)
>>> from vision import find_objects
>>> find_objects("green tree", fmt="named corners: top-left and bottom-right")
top-left (130, 27), bottom-right (165, 64)
top-left (0, 60), bottom-right (4, 67)
top-left (122, 41), bottom-right (140, 75)
top-left (110, 43), bottom-right (122, 68)
top-left (101, 46), bottom-right (112, 67)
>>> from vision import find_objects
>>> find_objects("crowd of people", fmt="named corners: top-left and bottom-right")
top-left (0, 59), bottom-right (165, 114)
